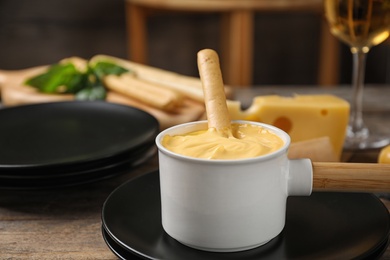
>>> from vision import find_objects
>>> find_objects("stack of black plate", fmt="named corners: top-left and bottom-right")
top-left (0, 101), bottom-right (159, 189)
top-left (101, 171), bottom-right (390, 260)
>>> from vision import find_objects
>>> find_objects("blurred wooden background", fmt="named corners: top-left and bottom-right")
top-left (0, 0), bottom-right (389, 86)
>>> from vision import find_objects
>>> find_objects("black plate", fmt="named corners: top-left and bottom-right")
top-left (101, 228), bottom-right (390, 260)
top-left (101, 171), bottom-right (390, 260)
top-left (0, 142), bottom-right (155, 178)
top-left (0, 147), bottom-right (156, 190)
top-left (0, 101), bottom-right (159, 169)
top-left (102, 228), bottom-right (141, 260)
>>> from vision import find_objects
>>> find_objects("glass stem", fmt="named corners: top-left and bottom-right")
top-left (350, 49), bottom-right (367, 134)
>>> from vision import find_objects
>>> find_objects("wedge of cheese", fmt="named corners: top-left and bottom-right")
top-left (227, 95), bottom-right (350, 159)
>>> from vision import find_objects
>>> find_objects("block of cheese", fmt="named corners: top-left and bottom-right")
top-left (227, 95), bottom-right (350, 159)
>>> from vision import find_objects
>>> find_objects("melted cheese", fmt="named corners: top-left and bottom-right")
top-left (162, 123), bottom-right (284, 160)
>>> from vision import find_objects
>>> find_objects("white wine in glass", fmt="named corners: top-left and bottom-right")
top-left (324, 0), bottom-right (390, 149)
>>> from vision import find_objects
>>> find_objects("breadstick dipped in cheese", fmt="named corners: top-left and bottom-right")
top-left (197, 49), bottom-right (232, 136)
top-left (162, 49), bottom-right (284, 159)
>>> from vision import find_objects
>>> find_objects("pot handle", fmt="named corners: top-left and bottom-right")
top-left (288, 159), bottom-right (313, 196)
top-left (313, 162), bottom-right (390, 193)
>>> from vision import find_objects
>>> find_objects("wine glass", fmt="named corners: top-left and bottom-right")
top-left (324, 0), bottom-right (390, 149)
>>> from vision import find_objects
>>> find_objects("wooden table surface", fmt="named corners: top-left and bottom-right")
top-left (0, 85), bottom-right (389, 259)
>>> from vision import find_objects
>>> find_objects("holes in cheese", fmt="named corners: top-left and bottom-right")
top-left (273, 117), bottom-right (292, 133)
top-left (226, 95), bottom-right (350, 160)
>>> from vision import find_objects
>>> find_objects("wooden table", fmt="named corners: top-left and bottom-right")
top-left (0, 85), bottom-right (389, 259)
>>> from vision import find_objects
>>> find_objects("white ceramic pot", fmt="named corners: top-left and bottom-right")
top-left (155, 120), bottom-right (313, 252)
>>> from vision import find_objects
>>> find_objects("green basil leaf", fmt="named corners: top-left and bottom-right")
top-left (25, 63), bottom-right (86, 94)
top-left (24, 59), bottom-right (127, 99)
